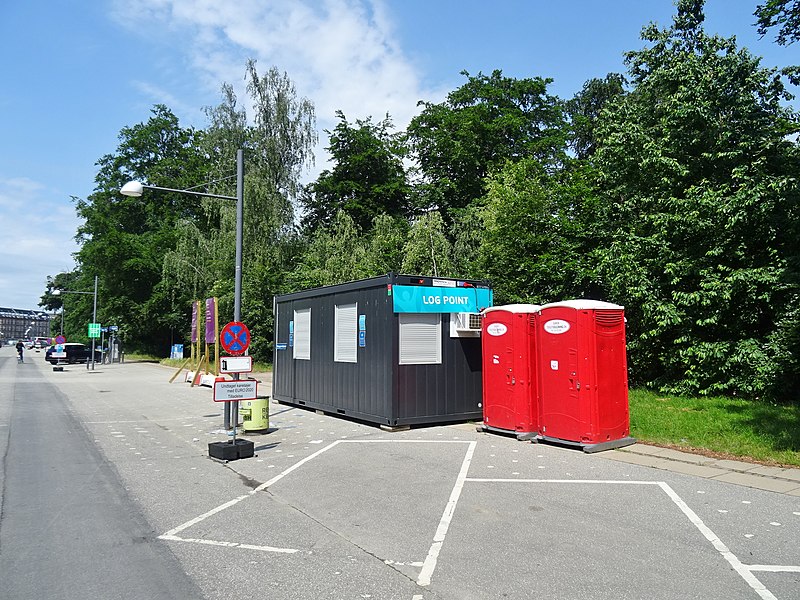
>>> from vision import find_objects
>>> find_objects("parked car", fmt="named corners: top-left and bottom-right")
top-left (45, 343), bottom-right (102, 365)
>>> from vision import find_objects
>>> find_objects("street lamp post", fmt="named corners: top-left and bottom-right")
top-left (121, 149), bottom-right (244, 429)
top-left (53, 275), bottom-right (99, 370)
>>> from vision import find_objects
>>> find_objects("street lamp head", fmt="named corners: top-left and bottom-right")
top-left (120, 181), bottom-right (144, 197)
top-left (52, 289), bottom-right (61, 296)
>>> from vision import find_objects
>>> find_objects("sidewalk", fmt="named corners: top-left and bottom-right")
top-left (602, 443), bottom-right (800, 496)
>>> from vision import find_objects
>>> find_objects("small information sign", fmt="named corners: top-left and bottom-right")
top-left (219, 355), bottom-right (253, 374)
top-left (213, 379), bottom-right (258, 402)
top-left (88, 323), bottom-right (101, 339)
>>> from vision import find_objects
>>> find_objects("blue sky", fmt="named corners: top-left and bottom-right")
top-left (0, 0), bottom-right (796, 311)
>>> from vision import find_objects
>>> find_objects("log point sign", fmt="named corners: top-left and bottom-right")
top-left (220, 321), bottom-right (250, 356)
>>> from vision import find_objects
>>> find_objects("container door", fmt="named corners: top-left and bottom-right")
top-left (482, 311), bottom-right (519, 432)
top-left (538, 306), bottom-right (584, 442)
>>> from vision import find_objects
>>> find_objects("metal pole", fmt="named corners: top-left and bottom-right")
top-left (234, 149), bottom-right (244, 323)
top-left (224, 150), bottom-right (245, 432)
top-left (91, 275), bottom-right (98, 371)
top-left (231, 150), bottom-right (244, 438)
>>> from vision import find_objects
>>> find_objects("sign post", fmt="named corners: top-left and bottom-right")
top-left (210, 321), bottom-right (254, 461)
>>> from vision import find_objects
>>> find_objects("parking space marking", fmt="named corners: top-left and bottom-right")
top-left (159, 439), bottom-right (473, 558)
top-left (464, 477), bottom-right (781, 600)
top-left (158, 438), bottom-right (793, 598)
top-left (159, 534), bottom-right (298, 553)
top-left (656, 481), bottom-right (778, 600)
top-left (747, 565), bottom-right (800, 573)
top-left (417, 441), bottom-right (476, 587)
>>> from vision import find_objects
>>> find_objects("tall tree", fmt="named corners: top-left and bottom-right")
top-left (566, 74), bottom-right (626, 159)
top-left (406, 70), bottom-right (567, 219)
top-left (289, 210), bottom-right (370, 289)
top-left (400, 211), bottom-right (455, 277)
top-left (166, 62), bottom-right (317, 360)
top-left (593, 0), bottom-right (800, 399)
top-left (74, 105), bottom-right (210, 353)
top-left (302, 111), bottom-right (410, 233)
top-left (479, 159), bottom-right (601, 305)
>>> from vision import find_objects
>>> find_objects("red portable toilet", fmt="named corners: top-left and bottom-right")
top-left (481, 304), bottom-right (541, 440)
top-left (536, 300), bottom-right (635, 452)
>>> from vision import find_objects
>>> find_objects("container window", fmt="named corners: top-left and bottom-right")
top-left (334, 303), bottom-right (358, 363)
top-left (293, 308), bottom-right (311, 360)
top-left (399, 313), bottom-right (441, 364)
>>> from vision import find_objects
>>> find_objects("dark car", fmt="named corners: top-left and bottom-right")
top-left (45, 343), bottom-right (102, 365)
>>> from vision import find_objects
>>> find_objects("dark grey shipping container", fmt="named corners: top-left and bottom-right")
top-left (273, 274), bottom-right (493, 426)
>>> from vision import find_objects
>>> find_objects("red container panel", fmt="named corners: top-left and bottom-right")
top-left (481, 305), bottom-right (540, 435)
top-left (537, 301), bottom-right (629, 445)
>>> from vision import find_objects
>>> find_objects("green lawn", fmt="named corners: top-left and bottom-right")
top-left (629, 389), bottom-right (800, 467)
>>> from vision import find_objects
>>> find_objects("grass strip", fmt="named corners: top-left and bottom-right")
top-left (629, 389), bottom-right (800, 467)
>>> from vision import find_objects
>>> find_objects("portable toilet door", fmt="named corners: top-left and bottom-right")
top-left (481, 304), bottom-right (540, 439)
top-left (537, 300), bottom-right (634, 452)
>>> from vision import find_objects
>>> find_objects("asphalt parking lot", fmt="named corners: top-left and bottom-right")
top-left (12, 353), bottom-right (800, 599)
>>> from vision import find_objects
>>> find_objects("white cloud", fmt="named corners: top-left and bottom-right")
top-left (0, 177), bottom-right (81, 309)
top-left (111, 0), bottom-right (447, 163)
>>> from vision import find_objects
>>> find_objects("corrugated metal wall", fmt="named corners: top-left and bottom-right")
top-left (273, 277), bottom-right (395, 423)
top-left (273, 275), bottom-right (484, 426)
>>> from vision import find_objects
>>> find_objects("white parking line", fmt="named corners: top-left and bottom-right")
top-left (464, 477), bottom-right (780, 600)
top-left (158, 534), bottom-right (298, 553)
top-left (657, 481), bottom-right (777, 600)
top-left (417, 441), bottom-right (476, 587)
top-left (159, 440), bottom-right (789, 599)
top-left (746, 564), bottom-right (800, 572)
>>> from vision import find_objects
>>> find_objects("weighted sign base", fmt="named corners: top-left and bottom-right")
top-left (208, 439), bottom-right (255, 461)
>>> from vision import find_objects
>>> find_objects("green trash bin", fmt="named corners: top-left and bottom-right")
top-left (240, 397), bottom-right (269, 431)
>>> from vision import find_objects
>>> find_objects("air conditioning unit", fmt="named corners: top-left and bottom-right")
top-left (450, 312), bottom-right (482, 337)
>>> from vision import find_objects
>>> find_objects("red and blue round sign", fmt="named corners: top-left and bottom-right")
top-left (220, 321), bottom-right (250, 356)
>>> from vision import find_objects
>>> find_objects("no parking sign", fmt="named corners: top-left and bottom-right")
top-left (220, 321), bottom-right (250, 356)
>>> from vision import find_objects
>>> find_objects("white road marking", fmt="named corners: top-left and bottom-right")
top-left (657, 482), bottom-right (778, 600)
top-left (155, 438), bottom-right (790, 600)
top-left (158, 534), bottom-right (297, 553)
top-left (747, 564), bottom-right (800, 573)
top-left (417, 441), bottom-right (476, 587)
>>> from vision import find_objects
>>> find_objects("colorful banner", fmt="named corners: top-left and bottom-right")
top-left (392, 285), bottom-right (493, 313)
top-left (205, 297), bottom-right (216, 343)
top-left (191, 300), bottom-right (198, 343)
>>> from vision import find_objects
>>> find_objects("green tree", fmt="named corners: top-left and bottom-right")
top-left (565, 74), bottom-right (626, 159)
top-left (406, 70), bottom-right (567, 219)
top-left (480, 159), bottom-right (601, 305)
top-left (73, 105), bottom-right (210, 354)
top-left (290, 210), bottom-right (370, 288)
top-left (303, 111), bottom-right (410, 233)
top-left (755, 0), bottom-right (800, 45)
top-left (365, 213), bottom-right (409, 275)
top-left (165, 62), bottom-right (317, 360)
top-left (400, 211), bottom-right (455, 276)
top-left (593, 0), bottom-right (800, 399)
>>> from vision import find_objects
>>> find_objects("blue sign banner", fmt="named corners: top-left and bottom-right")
top-left (392, 285), bottom-right (493, 313)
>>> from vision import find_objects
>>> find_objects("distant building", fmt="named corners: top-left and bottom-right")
top-left (0, 307), bottom-right (52, 342)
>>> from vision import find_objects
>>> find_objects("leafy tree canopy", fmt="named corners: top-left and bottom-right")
top-left (592, 0), bottom-right (800, 398)
top-left (755, 0), bottom-right (800, 45)
top-left (302, 111), bottom-right (410, 233)
top-left (406, 70), bottom-right (568, 218)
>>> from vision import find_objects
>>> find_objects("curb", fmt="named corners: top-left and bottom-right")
top-left (603, 443), bottom-right (800, 496)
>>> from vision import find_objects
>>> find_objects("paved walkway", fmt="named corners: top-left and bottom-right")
top-left (603, 443), bottom-right (800, 496)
